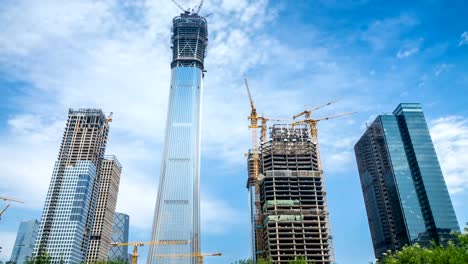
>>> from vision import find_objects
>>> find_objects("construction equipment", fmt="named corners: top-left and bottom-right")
top-left (170, 0), bottom-right (186, 12)
top-left (196, 0), bottom-right (204, 14)
top-left (0, 196), bottom-right (24, 221)
top-left (170, 0), bottom-right (205, 14)
top-left (111, 240), bottom-right (190, 264)
top-left (292, 112), bottom-right (356, 144)
top-left (154, 252), bottom-right (222, 264)
top-left (293, 99), bottom-right (340, 120)
top-left (106, 112), bottom-right (113, 123)
top-left (244, 78), bottom-right (260, 181)
top-left (259, 116), bottom-right (291, 142)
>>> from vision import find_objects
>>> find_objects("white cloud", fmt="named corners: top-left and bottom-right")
top-left (458, 31), bottom-right (468, 46)
top-left (0, 0), bottom-right (283, 232)
top-left (430, 116), bottom-right (468, 194)
top-left (434, 63), bottom-right (454, 77)
top-left (0, 232), bottom-right (16, 262)
top-left (0, 0), bottom-right (369, 238)
top-left (201, 195), bottom-right (245, 234)
top-left (361, 15), bottom-right (418, 50)
top-left (396, 47), bottom-right (418, 58)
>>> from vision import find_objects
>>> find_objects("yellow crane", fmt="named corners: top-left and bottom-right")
top-left (259, 116), bottom-right (291, 142)
top-left (110, 240), bottom-right (189, 264)
top-left (293, 99), bottom-right (340, 120)
top-left (154, 252), bottom-right (222, 264)
top-left (244, 78), bottom-right (260, 182)
top-left (0, 196), bottom-right (24, 221)
top-left (291, 112), bottom-right (356, 144)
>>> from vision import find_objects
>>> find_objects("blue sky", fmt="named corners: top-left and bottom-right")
top-left (1, 0), bottom-right (468, 263)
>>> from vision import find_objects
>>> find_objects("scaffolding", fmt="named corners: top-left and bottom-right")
top-left (247, 124), bottom-right (334, 263)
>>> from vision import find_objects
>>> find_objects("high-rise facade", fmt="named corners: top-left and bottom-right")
top-left (354, 103), bottom-right (460, 259)
top-left (10, 220), bottom-right (39, 264)
top-left (248, 124), bottom-right (334, 263)
top-left (148, 11), bottom-right (208, 264)
top-left (86, 156), bottom-right (122, 263)
top-left (108, 212), bottom-right (130, 261)
top-left (33, 109), bottom-right (110, 263)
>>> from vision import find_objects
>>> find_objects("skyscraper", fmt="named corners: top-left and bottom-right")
top-left (10, 220), bottom-right (39, 264)
top-left (86, 156), bottom-right (122, 263)
top-left (354, 103), bottom-right (460, 259)
top-left (248, 124), bottom-right (334, 263)
top-left (148, 10), bottom-right (208, 264)
top-left (108, 212), bottom-right (130, 262)
top-left (33, 109), bottom-right (110, 263)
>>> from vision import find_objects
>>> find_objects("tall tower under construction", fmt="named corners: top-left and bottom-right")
top-left (86, 156), bottom-right (122, 263)
top-left (148, 10), bottom-right (208, 264)
top-left (247, 123), bottom-right (334, 263)
top-left (33, 109), bottom-right (110, 263)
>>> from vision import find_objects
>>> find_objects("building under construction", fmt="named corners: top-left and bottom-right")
top-left (247, 123), bottom-right (334, 263)
top-left (33, 109), bottom-right (112, 263)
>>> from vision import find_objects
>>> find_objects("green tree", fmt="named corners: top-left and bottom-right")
top-left (380, 228), bottom-right (468, 264)
top-left (288, 257), bottom-right (308, 264)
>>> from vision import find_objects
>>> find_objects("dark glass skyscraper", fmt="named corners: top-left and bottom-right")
top-left (148, 11), bottom-right (208, 264)
top-left (354, 103), bottom-right (459, 259)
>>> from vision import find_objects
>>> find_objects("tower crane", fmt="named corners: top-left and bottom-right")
top-left (106, 112), bottom-right (113, 123)
top-left (196, 0), bottom-right (204, 14)
top-left (291, 112), bottom-right (356, 144)
top-left (170, 0), bottom-right (186, 12)
top-left (0, 196), bottom-right (24, 221)
top-left (258, 116), bottom-right (291, 143)
top-left (110, 240), bottom-right (189, 264)
top-left (245, 78), bottom-right (260, 182)
top-left (293, 99), bottom-right (340, 120)
top-left (170, 0), bottom-right (205, 14)
top-left (154, 252), bottom-right (222, 264)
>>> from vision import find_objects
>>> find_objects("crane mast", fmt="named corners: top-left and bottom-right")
top-left (245, 78), bottom-right (260, 182)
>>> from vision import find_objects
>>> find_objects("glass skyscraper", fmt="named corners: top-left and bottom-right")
top-left (10, 220), bottom-right (39, 264)
top-left (354, 103), bottom-right (459, 259)
top-left (33, 109), bottom-right (110, 263)
top-left (148, 11), bottom-right (208, 264)
top-left (108, 212), bottom-right (130, 262)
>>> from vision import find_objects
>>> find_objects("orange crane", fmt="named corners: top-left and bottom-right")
top-left (154, 252), bottom-right (222, 264)
top-left (0, 196), bottom-right (24, 221)
top-left (106, 112), bottom-right (113, 123)
top-left (110, 240), bottom-right (189, 264)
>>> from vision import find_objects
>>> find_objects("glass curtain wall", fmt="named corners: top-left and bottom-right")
top-left (149, 67), bottom-right (202, 264)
